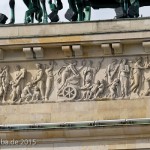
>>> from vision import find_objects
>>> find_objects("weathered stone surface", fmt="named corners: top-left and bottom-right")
top-left (0, 99), bottom-right (148, 125)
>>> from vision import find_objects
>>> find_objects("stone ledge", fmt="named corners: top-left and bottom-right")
top-left (0, 18), bottom-right (150, 40)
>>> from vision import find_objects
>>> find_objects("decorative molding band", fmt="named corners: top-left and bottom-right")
top-left (1, 118), bottom-right (150, 131)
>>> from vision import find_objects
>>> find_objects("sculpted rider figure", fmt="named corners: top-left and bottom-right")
top-left (57, 60), bottom-right (86, 95)
top-left (57, 60), bottom-right (80, 93)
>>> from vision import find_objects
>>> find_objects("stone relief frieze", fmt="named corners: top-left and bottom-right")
top-left (0, 56), bottom-right (150, 105)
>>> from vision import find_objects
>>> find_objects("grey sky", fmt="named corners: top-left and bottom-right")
top-left (0, 1), bottom-right (150, 23)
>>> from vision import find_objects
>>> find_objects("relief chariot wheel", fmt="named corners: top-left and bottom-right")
top-left (63, 85), bottom-right (77, 100)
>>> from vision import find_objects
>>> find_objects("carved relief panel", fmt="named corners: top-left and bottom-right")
top-left (0, 55), bottom-right (150, 105)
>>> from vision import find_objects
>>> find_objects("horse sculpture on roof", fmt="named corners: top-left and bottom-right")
top-left (65, 0), bottom-right (140, 22)
top-left (9, 0), bottom-right (44, 24)
top-left (7, 0), bottom-right (150, 24)
top-left (88, 0), bottom-right (140, 18)
top-left (9, 0), bottom-right (63, 24)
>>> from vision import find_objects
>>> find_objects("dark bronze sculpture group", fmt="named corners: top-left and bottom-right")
top-left (0, 0), bottom-right (149, 24)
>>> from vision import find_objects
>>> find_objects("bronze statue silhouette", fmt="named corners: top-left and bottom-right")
top-left (8, 0), bottom-right (150, 24)
top-left (65, 0), bottom-right (140, 22)
top-left (9, 0), bottom-right (63, 24)
top-left (88, 0), bottom-right (140, 18)
top-left (9, 0), bottom-right (43, 24)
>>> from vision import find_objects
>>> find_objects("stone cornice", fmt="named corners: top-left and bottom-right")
top-left (0, 18), bottom-right (150, 46)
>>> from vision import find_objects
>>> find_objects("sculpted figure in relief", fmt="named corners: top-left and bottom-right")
top-left (81, 59), bottom-right (104, 100)
top-left (108, 78), bottom-right (120, 99)
top-left (2, 66), bottom-right (10, 102)
top-left (83, 60), bottom-right (94, 86)
top-left (80, 79), bottom-right (91, 100)
top-left (118, 59), bottom-right (130, 98)
top-left (0, 66), bottom-right (10, 103)
top-left (10, 81), bottom-right (18, 102)
top-left (88, 80), bottom-right (105, 99)
top-left (45, 61), bottom-right (55, 101)
top-left (32, 86), bottom-right (40, 101)
top-left (0, 69), bottom-right (4, 97)
top-left (20, 82), bottom-right (32, 102)
top-left (32, 63), bottom-right (45, 100)
top-left (81, 60), bottom-right (95, 99)
top-left (144, 79), bottom-right (150, 96)
top-left (141, 56), bottom-right (150, 96)
top-left (83, 59), bottom-right (103, 86)
top-left (12, 65), bottom-right (26, 101)
top-left (130, 57), bottom-right (146, 94)
top-left (57, 60), bottom-right (86, 96)
top-left (106, 59), bottom-right (119, 84)
top-left (93, 79), bottom-right (105, 99)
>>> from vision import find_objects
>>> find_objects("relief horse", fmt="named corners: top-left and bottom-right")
top-left (9, 0), bottom-right (63, 24)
